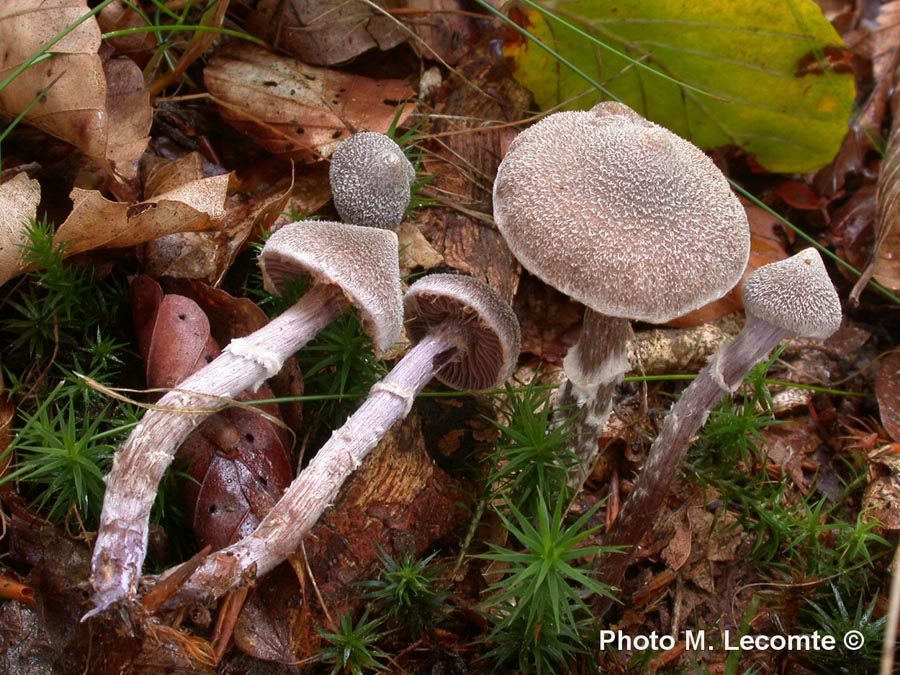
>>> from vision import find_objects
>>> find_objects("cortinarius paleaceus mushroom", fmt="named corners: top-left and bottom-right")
top-left (160, 273), bottom-right (520, 602)
top-left (594, 248), bottom-right (842, 616)
top-left (493, 101), bottom-right (750, 488)
top-left (329, 131), bottom-right (416, 230)
top-left (87, 221), bottom-right (403, 618)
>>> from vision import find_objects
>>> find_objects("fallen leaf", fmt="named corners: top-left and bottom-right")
top-left (863, 445), bottom-right (900, 530)
top-left (53, 173), bottom-right (230, 255)
top-left (505, 0), bottom-right (856, 173)
top-left (242, 0), bottom-right (406, 66)
top-left (204, 43), bottom-right (416, 160)
top-left (660, 524), bottom-right (692, 571)
top-left (397, 221), bottom-right (444, 272)
top-left (143, 153), bottom-right (293, 284)
top-left (0, 172), bottom-right (40, 285)
top-left (146, 295), bottom-right (217, 390)
top-left (0, 0), bottom-right (151, 178)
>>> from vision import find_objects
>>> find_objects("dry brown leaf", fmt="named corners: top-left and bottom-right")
top-left (54, 174), bottom-right (230, 255)
top-left (0, 173), bottom-right (41, 285)
top-left (397, 221), bottom-right (443, 272)
top-left (143, 153), bottom-right (294, 283)
top-left (243, 0), bottom-right (406, 66)
top-left (204, 43), bottom-right (416, 160)
top-left (0, 1), bottom-right (150, 179)
top-left (242, 0), bottom-right (473, 67)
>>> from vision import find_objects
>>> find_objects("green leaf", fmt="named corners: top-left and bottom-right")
top-left (505, 0), bottom-right (855, 173)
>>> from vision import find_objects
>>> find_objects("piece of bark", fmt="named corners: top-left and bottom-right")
top-left (416, 51), bottom-right (531, 305)
top-left (232, 409), bottom-right (469, 661)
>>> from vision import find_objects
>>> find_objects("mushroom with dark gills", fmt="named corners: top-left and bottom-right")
top-left (329, 131), bottom-right (416, 230)
top-left (87, 221), bottom-right (403, 617)
top-left (594, 248), bottom-right (842, 615)
top-left (492, 101), bottom-right (750, 489)
top-left (156, 273), bottom-right (521, 602)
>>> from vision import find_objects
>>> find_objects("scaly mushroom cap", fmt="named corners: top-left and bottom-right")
top-left (329, 131), bottom-right (416, 230)
top-left (404, 274), bottom-right (520, 391)
top-left (259, 221), bottom-right (403, 356)
top-left (742, 248), bottom-right (842, 339)
top-left (493, 101), bottom-right (750, 324)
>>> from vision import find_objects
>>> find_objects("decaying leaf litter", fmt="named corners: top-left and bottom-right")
top-left (0, 0), bottom-right (898, 673)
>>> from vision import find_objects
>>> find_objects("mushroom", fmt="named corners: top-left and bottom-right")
top-left (492, 101), bottom-right (750, 488)
top-left (594, 248), bottom-right (842, 615)
top-left (87, 221), bottom-right (403, 617)
top-left (157, 273), bottom-right (520, 602)
top-left (329, 131), bottom-right (416, 230)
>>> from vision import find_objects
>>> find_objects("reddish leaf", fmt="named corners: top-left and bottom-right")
top-left (773, 179), bottom-right (829, 210)
top-left (179, 404), bottom-right (292, 550)
top-left (147, 294), bottom-right (218, 389)
top-left (133, 280), bottom-right (293, 550)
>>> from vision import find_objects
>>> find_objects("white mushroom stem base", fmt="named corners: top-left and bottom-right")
top-left (148, 323), bottom-right (467, 606)
top-left (556, 310), bottom-right (630, 490)
top-left (592, 315), bottom-right (790, 618)
top-left (87, 283), bottom-right (348, 619)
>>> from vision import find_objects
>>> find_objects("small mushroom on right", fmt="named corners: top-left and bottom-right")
top-left (329, 131), bottom-right (416, 230)
top-left (593, 248), bottom-right (842, 617)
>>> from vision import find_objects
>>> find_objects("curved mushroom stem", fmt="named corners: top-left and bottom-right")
top-left (87, 283), bottom-right (348, 618)
top-left (555, 310), bottom-right (631, 491)
top-left (591, 315), bottom-right (789, 619)
top-left (142, 323), bottom-right (466, 607)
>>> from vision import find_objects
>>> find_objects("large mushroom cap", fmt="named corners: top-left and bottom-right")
top-left (329, 131), bottom-right (416, 230)
top-left (404, 274), bottom-right (520, 391)
top-left (493, 101), bottom-right (750, 324)
top-left (259, 220), bottom-right (403, 356)
top-left (742, 248), bottom-right (842, 339)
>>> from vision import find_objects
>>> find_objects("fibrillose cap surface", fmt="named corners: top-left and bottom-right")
top-left (404, 274), bottom-right (521, 391)
top-left (259, 220), bottom-right (403, 356)
top-left (742, 247), bottom-right (842, 339)
top-left (329, 131), bottom-right (416, 230)
top-left (493, 101), bottom-right (750, 324)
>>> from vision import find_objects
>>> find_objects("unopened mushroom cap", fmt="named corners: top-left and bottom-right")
top-left (259, 221), bottom-right (403, 356)
top-left (493, 101), bottom-right (750, 324)
top-left (742, 247), bottom-right (842, 339)
top-left (329, 131), bottom-right (416, 230)
top-left (404, 274), bottom-right (520, 391)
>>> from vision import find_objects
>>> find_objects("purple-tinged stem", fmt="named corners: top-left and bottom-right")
top-left (147, 323), bottom-right (465, 605)
top-left (556, 310), bottom-right (631, 490)
top-left (87, 283), bottom-right (347, 618)
top-left (592, 315), bottom-right (790, 619)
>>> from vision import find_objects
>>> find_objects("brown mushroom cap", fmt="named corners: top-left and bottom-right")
top-left (329, 131), bottom-right (416, 230)
top-left (404, 274), bottom-right (521, 391)
top-left (493, 101), bottom-right (750, 324)
top-left (259, 220), bottom-right (403, 356)
top-left (742, 247), bottom-right (842, 339)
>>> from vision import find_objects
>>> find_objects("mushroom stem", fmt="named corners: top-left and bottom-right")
top-left (555, 311), bottom-right (631, 490)
top-left (87, 282), bottom-right (348, 618)
top-left (591, 315), bottom-right (790, 618)
top-left (152, 322), bottom-right (467, 605)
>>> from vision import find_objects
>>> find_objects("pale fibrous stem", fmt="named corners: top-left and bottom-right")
top-left (86, 282), bottom-right (348, 619)
top-left (555, 310), bottom-right (631, 491)
top-left (144, 322), bottom-right (467, 606)
top-left (592, 315), bottom-right (789, 618)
